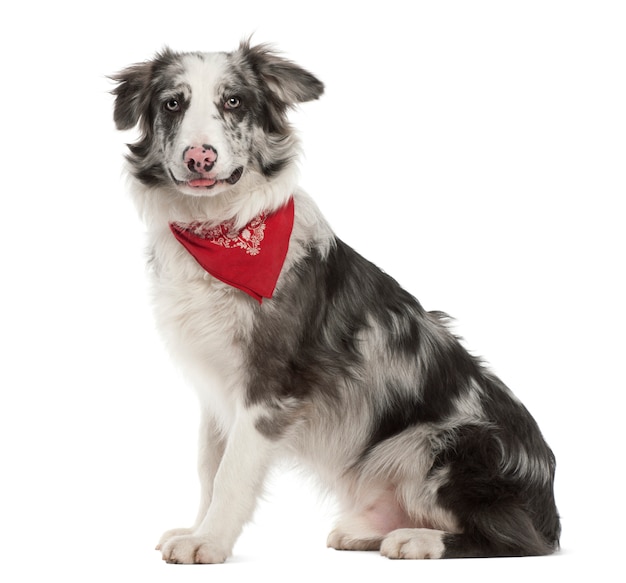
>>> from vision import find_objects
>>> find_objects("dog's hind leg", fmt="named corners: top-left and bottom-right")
top-left (327, 484), bottom-right (413, 552)
top-left (381, 423), bottom-right (560, 559)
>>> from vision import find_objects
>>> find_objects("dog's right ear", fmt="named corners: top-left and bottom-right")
top-left (110, 60), bottom-right (154, 131)
top-left (111, 48), bottom-right (177, 130)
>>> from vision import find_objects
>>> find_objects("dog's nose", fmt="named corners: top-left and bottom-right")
top-left (183, 145), bottom-right (218, 175)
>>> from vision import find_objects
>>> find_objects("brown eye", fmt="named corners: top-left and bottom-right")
top-left (225, 96), bottom-right (241, 110)
top-left (164, 98), bottom-right (181, 112)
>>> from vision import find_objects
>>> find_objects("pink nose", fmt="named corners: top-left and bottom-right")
top-left (183, 145), bottom-right (218, 175)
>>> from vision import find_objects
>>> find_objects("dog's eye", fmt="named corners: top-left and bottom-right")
top-left (164, 98), bottom-right (181, 112)
top-left (225, 96), bottom-right (241, 110)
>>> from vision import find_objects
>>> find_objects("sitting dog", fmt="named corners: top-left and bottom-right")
top-left (111, 41), bottom-right (560, 563)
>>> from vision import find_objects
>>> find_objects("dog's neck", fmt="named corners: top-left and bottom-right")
top-left (129, 162), bottom-right (299, 231)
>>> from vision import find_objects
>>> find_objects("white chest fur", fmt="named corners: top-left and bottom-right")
top-left (148, 227), bottom-right (255, 431)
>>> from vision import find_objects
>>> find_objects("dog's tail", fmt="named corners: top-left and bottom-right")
top-left (442, 502), bottom-right (560, 558)
top-left (435, 411), bottom-right (561, 558)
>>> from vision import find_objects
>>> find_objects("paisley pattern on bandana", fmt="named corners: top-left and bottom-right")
top-left (174, 213), bottom-right (267, 256)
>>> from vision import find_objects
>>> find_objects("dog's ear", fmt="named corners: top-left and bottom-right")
top-left (110, 48), bottom-right (177, 130)
top-left (238, 40), bottom-right (324, 106)
top-left (110, 61), bottom-right (154, 130)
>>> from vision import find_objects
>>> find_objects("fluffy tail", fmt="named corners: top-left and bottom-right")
top-left (442, 504), bottom-right (560, 558)
top-left (434, 411), bottom-right (560, 558)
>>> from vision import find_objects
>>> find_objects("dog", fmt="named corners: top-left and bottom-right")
top-left (111, 41), bottom-right (560, 563)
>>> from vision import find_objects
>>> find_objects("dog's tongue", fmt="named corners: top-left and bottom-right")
top-left (189, 178), bottom-right (217, 188)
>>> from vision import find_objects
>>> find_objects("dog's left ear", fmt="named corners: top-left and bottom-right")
top-left (239, 41), bottom-right (324, 106)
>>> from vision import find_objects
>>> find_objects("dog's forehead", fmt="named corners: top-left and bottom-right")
top-left (170, 52), bottom-right (234, 94)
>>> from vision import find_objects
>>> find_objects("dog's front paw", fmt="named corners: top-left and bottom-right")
top-left (160, 534), bottom-right (229, 564)
top-left (156, 527), bottom-right (194, 550)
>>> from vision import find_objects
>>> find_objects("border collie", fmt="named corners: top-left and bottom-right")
top-left (111, 41), bottom-right (560, 563)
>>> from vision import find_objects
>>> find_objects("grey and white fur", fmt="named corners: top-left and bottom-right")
top-left (111, 41), bottom-right (560, 563)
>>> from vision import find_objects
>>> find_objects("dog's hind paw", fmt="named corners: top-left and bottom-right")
top-left (327, 528), bottom-right (382, 551)
top-left (380, 528), bottom-right (446, 560)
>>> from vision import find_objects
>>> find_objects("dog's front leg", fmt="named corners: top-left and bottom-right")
top-left (159, 406), bottom-right (276, 564)
top-left (157, 410), bottom-right (225, 550)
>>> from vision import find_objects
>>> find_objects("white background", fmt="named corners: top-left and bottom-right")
top-left (1, 1), bottom-right (624, 581)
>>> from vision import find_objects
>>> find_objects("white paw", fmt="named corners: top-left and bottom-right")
top-left (160, 534), bottom-right (229, 564)
top-left (380, 528), bottom-right (446, 560)
top-left (327, 528), bottom-right (382, 551)
top-left (156, 527), bottom-right (194, 550)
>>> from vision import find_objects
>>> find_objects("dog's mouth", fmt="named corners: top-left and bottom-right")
top-left (170, 167), bottom-right (244, 190)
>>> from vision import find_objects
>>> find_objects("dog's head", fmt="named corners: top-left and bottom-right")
top-left (111, 41), bottom-right (324, 198)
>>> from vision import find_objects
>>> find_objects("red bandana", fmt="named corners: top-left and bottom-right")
top-left (169, 198), bottom-right (295, 303)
